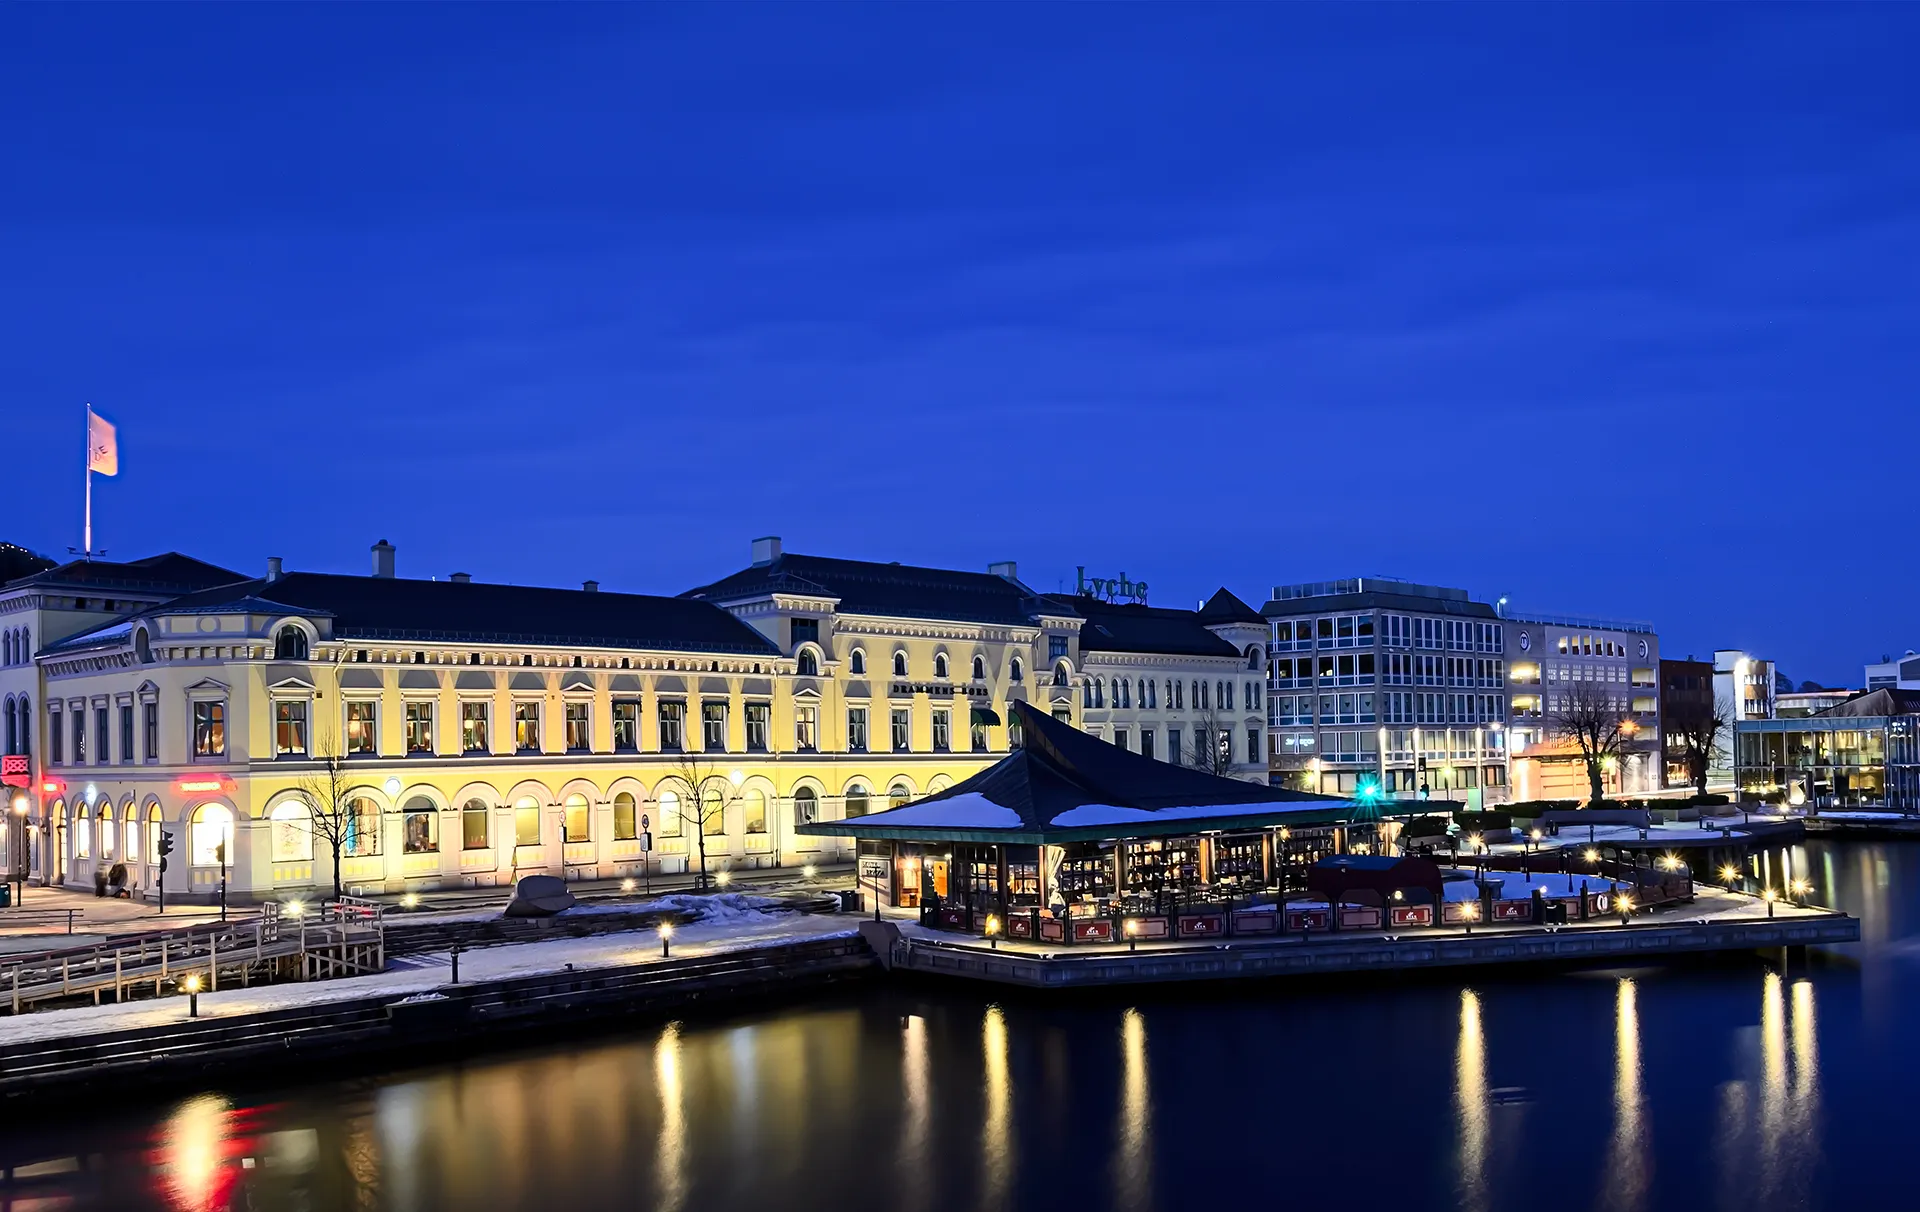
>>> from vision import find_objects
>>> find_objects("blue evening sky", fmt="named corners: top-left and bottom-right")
top-left (3, 5), bottom-right (1915, 685)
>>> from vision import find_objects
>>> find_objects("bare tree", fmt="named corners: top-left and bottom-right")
top-left (1185, 704), bottom-right (1235, 777)
top-left (1665, 693), bottom-right (1734, 795)
top-left (1549, 681), bottom-right (1633, 804)
top-left (291, 741), bottom-right (358, 901)
top-left (665, 753), bottom-right (737, 889)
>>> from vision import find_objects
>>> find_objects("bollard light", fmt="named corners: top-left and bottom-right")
top-left (986, 915), bottom-right (1001, 950)
top-left (284, 900), bottom-right (305, 919)
top-left (1125, 918), bottom-right (1140, 952)
top-left (659, 920), bottom-right (674, 957)
top-left (183, 973), bottom-right (201, 1018)
top-left (1763, 888), bottom-right (1777, 918)
top-left (621, 878), bottom-right (636, 894)
top-left (1790, 878), bottom-right (1811, 904)
top-left (802, 864), bottom-right (818, 879)
top-left (1583, 848), bottom-right (1600, 865)
top-left (1618, 894), bottom-right (1634, 925)
top-left (1719, 865), bottom-right (1741, 889)
top-left (1461, 900), bottom-right (1478, 936)
top-left (715, 871), bottom-right (732, 888)
top-left (401, 892), bottom-right (420, 910)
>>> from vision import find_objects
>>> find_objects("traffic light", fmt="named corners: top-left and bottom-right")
top-left (157, 828), bottom-right (174, 871)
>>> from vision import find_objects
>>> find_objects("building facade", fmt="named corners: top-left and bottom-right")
top-left (1657, 656), bottom-right (1716, 788)
top-left (8, 538), bottom-right (1269, 902)
top-left (1714, 649), bottom-right (1778, 722)
top-left (1503, 611), bottom-right (1662, 800)
top-left (1864, 651), bottom-right (1920, 691)
top-left (1735, 688), bottom-right (1920, 810)
top-left (1261, 578), bottom-right (1510, 802)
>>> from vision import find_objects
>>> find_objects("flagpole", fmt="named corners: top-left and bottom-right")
top-left (83, 405), bottom-right (93, 558)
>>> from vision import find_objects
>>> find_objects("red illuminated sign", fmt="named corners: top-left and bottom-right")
top-left (175, 775), bottom-right (236, 795)
top-left (39, 777), bottom-right (65, 797)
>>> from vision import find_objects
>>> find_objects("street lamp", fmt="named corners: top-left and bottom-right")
top-left (1790, 878), bottom-right (1811, 905)
top-left (1583, 848), bottom-right (1600, 866)
top-left (1461, 899), bottom-right (1478, 936)
top-left (1719, 865), bottom-right (1741, 890)
top-left (1617, 894), bottom-right (1634, 925)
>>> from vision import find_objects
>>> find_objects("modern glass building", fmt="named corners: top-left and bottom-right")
top-left (1733, 688), bottom-right (1920, 811)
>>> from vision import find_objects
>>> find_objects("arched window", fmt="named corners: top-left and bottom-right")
top-left (971, 655), bottom-right (986, 681)
top-left (793, 786), bottom-right (817, 826)
top-left (849, 649), bottom-right (866, 676)
top-left (934, 653), bottom-right (949, 680)
top-left (562, 793), bottom-right (590, 843)
top-left (124, 801), bottom-right (140, 866)
top-left (844, 782), bottom-right (869, 818)
top-left (274, 626), bottom-right (309, 661)
top-left (74, 803), bottom-right (92, 860)
top-left (888, 783), bottom-right (912, 810)
top-left (657, 790), bottom-right (682, 837)
top-left (345, 797), bottom-right (381, 857)
top-left (271, 799), bottom-right (314, 862)
top-left (1009, 656), bottom-right (1023, 683)
top-left (189, 803), bottom-right (233, 866)
top-left (893, 651), bottom-right (908, 678)
top-left (513, 795), bottom-right (541, 847)
top-left (796, 648), bottom-right (819, 677)
top-left (404, 795), bottom-right (439, 854)
top-left (701, 785), bottom-right (724, 836)
top-left (133, 627), bottom-right (151, 663)
top-left (145, 803), bottom-right (161, 865)
top-left (1247, 646), bottom-right (1263, 671)
top-left (463, 798), bottom-right (490, 850)
top-left (743, 789), bottom-right (767, 834)
top-left (2, 632), bottom-right (11, 664)
top-left (4, 698), bottom-right (15, 754)
top-left (1083, 679), bottom-right (1096, 708)
top-left (99, 808), bottom-right (115, 859)
top-left (1053, 662), bottom-right (1070, 687)
top-left (613, 791), bottom-right (636, 840)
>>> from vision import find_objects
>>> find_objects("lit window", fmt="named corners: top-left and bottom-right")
top-left (403, 796), bottom-right (439, 854)
top-left (274, 700), bottom-right (307, 757)
top-left (191, 701), bottom-right (225, 758)
top-left (463, 702), bottom-right (490, 753)
top-left (563, 793), bottom-right (590, 843)
top-left (405, 702), bottom-right (433, 754)
top-left (346, 701), bottom-right (377, 755)
top-left (565, 702), bottom-right (591, 752)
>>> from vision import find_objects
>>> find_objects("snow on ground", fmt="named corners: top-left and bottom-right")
top-left (0, 901), bottom-right (857, 1047)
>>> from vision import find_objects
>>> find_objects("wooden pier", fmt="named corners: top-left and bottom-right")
top-left (0, 898), bottom-right (386, 1013)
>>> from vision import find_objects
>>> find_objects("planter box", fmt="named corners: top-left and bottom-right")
top-left (1177, 913), bottom-right (1225, 938)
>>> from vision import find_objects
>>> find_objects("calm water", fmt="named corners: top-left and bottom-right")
top-left (9, 839), bottom-right (1920, 1211)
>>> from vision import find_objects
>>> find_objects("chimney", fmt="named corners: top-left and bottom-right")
top-left (371, 539), bottom-right (395, 578)
top-left (988, 560), bottom-right (1018, 581)
top-left (265, 556), bottom-right (283, 583)
top-left (582, 579), bottom-right (600, 593)
top-left (751, 535), bottom-right (782, 567)
top-left (450, 572), bottom-right (472, 584)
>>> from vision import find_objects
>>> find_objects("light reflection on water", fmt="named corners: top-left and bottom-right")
top-left (10, 838), bottom-right (1916, 1212)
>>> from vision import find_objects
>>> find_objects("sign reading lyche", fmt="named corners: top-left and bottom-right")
top-left (1073, 566), bottom-right (1149, 605)
top-left (0, 755), bottom-right (27, 788)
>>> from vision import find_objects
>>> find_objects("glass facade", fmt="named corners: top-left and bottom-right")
top-left (1736, 717), bottom-right (1903, 809)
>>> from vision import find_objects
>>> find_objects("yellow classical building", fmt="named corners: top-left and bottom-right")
top-left (3, 538), bottom-right (1269, 902)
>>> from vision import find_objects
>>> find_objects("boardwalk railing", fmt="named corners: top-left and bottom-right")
top-left (0, 898), bottom-right (386, 1013)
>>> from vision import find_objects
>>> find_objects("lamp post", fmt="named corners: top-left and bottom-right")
top-left (1461, 898), bottom-right (1478, 936)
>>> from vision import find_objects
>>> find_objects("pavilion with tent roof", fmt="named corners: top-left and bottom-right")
top-left (796, 701), bottom-right (1367, 942)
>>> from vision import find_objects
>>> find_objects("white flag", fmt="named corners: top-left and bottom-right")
top-left (87, 408), bottom-right (118, 476)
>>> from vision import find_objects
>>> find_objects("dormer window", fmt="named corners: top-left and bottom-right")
top-left (274, 626), bottom-right (309, 661)
top-left (893, 651), bottom-right (908, 678)
top-left (133, 627), bottom-right (152, 664)
top-left (796, 648), bottom-right (819, 677)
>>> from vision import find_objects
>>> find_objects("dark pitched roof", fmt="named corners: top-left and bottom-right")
top-left (1815, 687), bottom-right (1920, 718)
top-left (684, 552), bottom-right (1062, 627)
top-left (798, 701), bottom-right (1349, 843)
top-left (1196, 587), bottom-right (1266, 627)
top-left (3, 552), bottom-right (243, 596)
top-left (1043, 595), bottom-right (1242, 659)
top-left (115, 572), bottom-right (780, 656)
